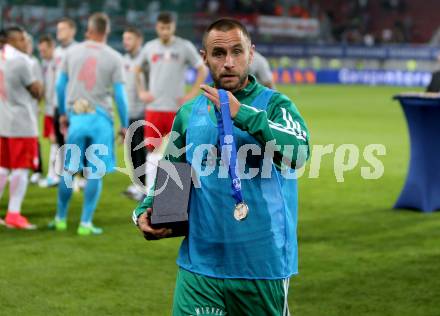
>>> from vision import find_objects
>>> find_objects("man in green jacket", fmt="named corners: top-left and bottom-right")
top-left (133, 18), bottom-right (310, 315)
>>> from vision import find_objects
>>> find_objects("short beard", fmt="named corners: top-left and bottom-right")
top-left (209, 63), bottom-right (249, 92)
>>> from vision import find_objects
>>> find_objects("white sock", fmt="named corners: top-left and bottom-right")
top-left (0, 167), bottom-right (9, 200)
top-left (146, 152), bottom-right (161, 191)
top-left (8, 169), bottom-right (29, 213)
top-left (47, 143), bottom-right (60, 179)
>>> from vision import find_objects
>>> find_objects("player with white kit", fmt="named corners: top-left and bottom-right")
top-left (0, 26), bottom-right (43, 229)
top-left (122, 26), bottom-right (148, 201)
top-left (137, 12), bottom-right (207, 191)
top-left (49, 18), bottom-right (78, 187)
top-left (250, 51), bottom-right (275, 89)
top-left (24, 32), bottom-right (45, 185)
top-left (38, 34), bottom-right (60, 187)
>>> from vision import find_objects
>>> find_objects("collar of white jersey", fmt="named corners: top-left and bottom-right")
top-left (83, 40), bottom-right (107, 48)
top-left (159, 36), bottom-right (176, 47)
top-left (129, 48), bottom-right (141, 59)
top-left (63, 40), bottom-right (77, 48)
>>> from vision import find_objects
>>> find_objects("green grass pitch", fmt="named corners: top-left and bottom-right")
top-left (1, 85), bottom-right (440, 315)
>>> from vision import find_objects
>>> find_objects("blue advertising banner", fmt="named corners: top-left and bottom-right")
top-left (273, 68), bottom-right (431, 86)
top-left (186, 68), bottom-right (432, 87)
top-left (256, 44), bottom-right (440, 61)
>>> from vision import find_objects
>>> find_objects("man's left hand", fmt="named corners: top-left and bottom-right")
top-left (200, 85), bottom-right (241, 118)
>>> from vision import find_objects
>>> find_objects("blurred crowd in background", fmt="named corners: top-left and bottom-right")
top-left (1, 0), bottom-right (439, 45)
top-left (1, 0), bottom-right (439, 76)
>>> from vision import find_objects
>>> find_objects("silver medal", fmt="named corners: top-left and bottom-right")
top-left (234, 202), bottom-right (249, 221)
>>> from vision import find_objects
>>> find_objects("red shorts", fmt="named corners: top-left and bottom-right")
top-left (43, 115), bottom-right (55, 138)
top-left (0, 137), bottom-right (39, 170)
top-left (144, 110), bottom-right (176, 151)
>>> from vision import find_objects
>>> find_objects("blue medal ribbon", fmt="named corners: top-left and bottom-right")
top-left (214, 89), bottom-right (244, 205)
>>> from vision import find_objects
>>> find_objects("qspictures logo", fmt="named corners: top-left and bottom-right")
top-left (55, 120), bottom-right (387, 191)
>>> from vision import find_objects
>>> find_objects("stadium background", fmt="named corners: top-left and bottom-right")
top-left (1, 0), bottom-right (440, 315)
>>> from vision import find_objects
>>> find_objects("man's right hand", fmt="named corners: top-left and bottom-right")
top-left (139, 90), bottom-right (155, 104)
top-left (137, 208), bottom-right (172, 240)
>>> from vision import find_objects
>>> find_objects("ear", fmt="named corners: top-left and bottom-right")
top-left (249, 44), bottom-right (255, 65)
top-left (200, 49), bottom-right (208, 65)
top-left (170, 22), bottom-right (177, 33)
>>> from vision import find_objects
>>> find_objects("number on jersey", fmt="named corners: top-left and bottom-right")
top-left (77, 57), bottom-right (97, 91)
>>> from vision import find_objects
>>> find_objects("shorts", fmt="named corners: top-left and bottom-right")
top-left (172, 268), bottom-right (290, 316)
top-left (144, 110), bottom-right (176, 151)
top-left (43, 115), bottom-right (55, 138)
top-left (0, 137), bottom-right (39, 170)
top-left (64, 111), bottom-right (115, 175)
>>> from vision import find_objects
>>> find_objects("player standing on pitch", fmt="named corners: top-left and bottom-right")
top-left (0, 26), bottom-right (43, 229)
top-left (121, 26), bottom-right (148, 201)
top-left (38, 34), bottom-right (60, 188)
top-left (47, 18), bottom-right (77, 185)
top-left (24, 32), bottom-right (45, 185)
top-left (137, 12), bottom-right (207, 191)
top-left (133, 18), bottom-right (310, 315)
top-left (49, 13), bottom-right (129, 235)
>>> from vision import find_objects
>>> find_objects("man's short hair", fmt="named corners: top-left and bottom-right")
top-left (58, 17), bottom-right (77, 30)
top-left (156, 12), bottom-right (174, 24)
top-left (88, 12), bottom-right (110, 35)
top-left (202, 18), bottom-right (251, 49)
top-left (0, 29), bottom-right (6, 47)
top-left (124, 26), bottom-right (143, 38)
top-left (39, 34), bottom-right (55, 46)
top-left (4, 25), bottom-right (25, 39)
